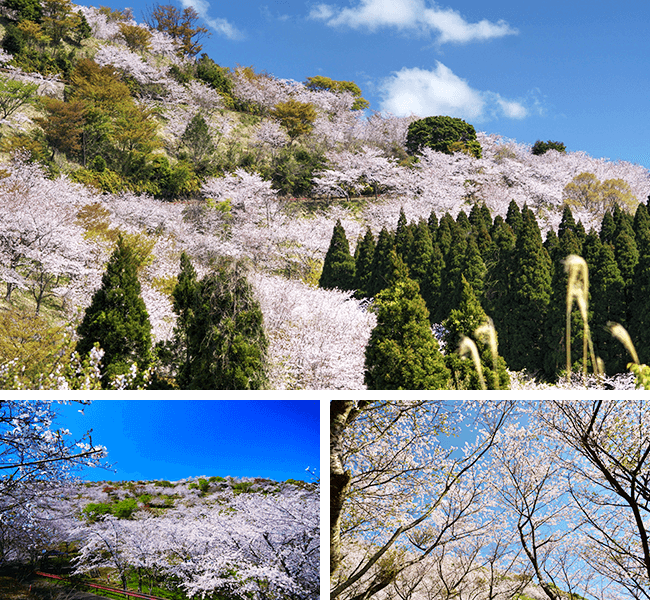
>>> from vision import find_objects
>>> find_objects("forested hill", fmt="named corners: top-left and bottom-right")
top-left (0, 1), bottom-right (649, 389)
top-left (16, 476), bottom-right (319, 598)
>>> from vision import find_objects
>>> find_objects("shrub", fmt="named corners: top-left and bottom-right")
top-left (531, 139), bottom-right (566, 155)
top-left (82, 502), bottom-right (113, 522)
top-left (112, 498), bottom-right (138, 519)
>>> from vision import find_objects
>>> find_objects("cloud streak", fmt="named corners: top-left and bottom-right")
top-left (309, 0), bottom-right (517, 43)
top-left (179, 0), bottom-right (245, 40)
top-left (379, 63), bottom-right (529, 122)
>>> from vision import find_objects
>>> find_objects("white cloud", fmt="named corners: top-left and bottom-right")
top-left (310, 0), bottom-right (517, 43)
top-left (496, 96), bottom-right (528, 119)
top-left (178, 0), bottom-right (244, 40)
top-left (379, 63), bottom-right (529, 122)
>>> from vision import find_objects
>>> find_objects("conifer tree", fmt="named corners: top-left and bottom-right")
top-left (456, 210), bottom-right (471, 234)
top-left (484, 217), bottom-right (516, 338)
top-left (406, 219), bottom-right (433, 288)
top-left (353, 228), bottom-right (375, 299)
top-left (629, 215), bottom-right (650, 364)
top-left (364, 251), bottom-right (450, 390)
top-left (427, 209), bottom-right (439, 243)
top-left (319, 219), bottom-right (355, 291)
top-left (77, 235), bottom-right (152, 388)
top-left (613, 217), bottom-right (639, 304)
top-left (600, 210), bottom-right (616, 245)
top-left (543, 225), bottom-right (584, 379)
top-left (443, 276), bottom-right (510, 390)
top-left (501, 206), bottom-right (552, 373)
top-left (439, 229), bottom-right (468, 319)
top-left (436, 213), bottom-right (456, 259)
top-left (178, 258), bottom-right (268, 390)
top-left (505, 200), bottom-right (523, 236)
top-left (422, 242), bottom-right (446, 324)
top-left (591, 242), bottom-right (627, 374)
top-left (394, 208), bottom-right (414, 260)
top-left (368, 227), bottom-right (394, 297)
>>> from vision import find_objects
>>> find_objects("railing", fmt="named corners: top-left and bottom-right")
top-left (35, 571), bottom-right (170, 600)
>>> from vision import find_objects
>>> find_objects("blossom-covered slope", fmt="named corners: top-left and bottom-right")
top-left (1, 4), bottom-right (648, 389)
top-left (40, 476), bottom-right (319, 599)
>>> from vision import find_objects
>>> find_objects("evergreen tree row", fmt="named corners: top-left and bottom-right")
top-left (320, 199), bottom-right (650, 383)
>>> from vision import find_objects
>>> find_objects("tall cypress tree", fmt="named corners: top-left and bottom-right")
top-left (353, 228), bottom-right (375, 299)
top-left (179, 258), bottom-right (268, 390)
top-left (591, 242), bottom-right (627, 374)
top-left (407, 219), bottom-right (434, 289)
top-left (364, 251), bottom-right (450, 390)
top-left (501, 207), bottom-right (552, 373)
top-left (443, 276), bottom-right (510, 390)
top-left (543, 226), bottom-right (584, 379)
top-left (368, 227), bottom-right (395, 297)
top-left (422, 242), bottom-right (446, 324)
top-left (600, 210), bottom-right (616, 245)
top-left (505, 200), bottom-right (523, 236)
top-left (394, 208), bottom-right (413, 259)
top-left (77, 235), bottom-right (152, 388)
top-left (613, 217), bottom-right (639, 309)
top-left (629, 216), bottom-right (650, 364)
top-left (437, 213), bottom-right (456, 259)
top-left (319, 219), bottom-right (355, 291)
top-left (428, 209), bottom-right (439, 243)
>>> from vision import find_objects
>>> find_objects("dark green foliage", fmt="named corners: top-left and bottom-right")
top-left (600, 210), bottom-right (616, 245)
top-left (394, 208), bottom-right (413, 258)
top-left (613, 217), bottom-right (639, 297)
top-left (319, 219), bottom-right (356, 291)
top-left (195, 53), bottom-right (233, 97)
top-left (406, 115), bottom-right (482, 158)
top-left (406, 219), bottom-right (434, 287)
top-left (629, 216), bottom-right (650, 364)
top-left (2, 24), bottom-right (25, 55)
top-left (505, 200), bottom-right (523, 236)
top-left (3, 0), bottom-right (42, 23)
top-left (456, 210), bottom-right (471, 234)
top-left (543, 225), bottom-right (585, 379)
top-left (500, 207), bottom-right (552, 373)
top-left (353, 228), bottom-right (375, 299)
top-left (174, 257), bottom-right (268, 390)
top-left (427, 209), bottom-right (439, 242)
top-left (443, 276), bottom-right (509, 390)
top-left (368, 228), bottom-right (394, 297)
top-left (364, 254), bottom-right (450, 390)
top-left (180, 112), bottom-right (215, 166)
top-left (76, 236), bottom-right (152, 388)
top-left (436, 212), bottom-right (456, 259)
top-left (591, 243), bottom-right (627, 374)
top-left (531, 140), bottom-right (566, 155)
top-left (422, 242), bottom-right (445, 323)
top-left (270, 146), bottom-right (326, 197)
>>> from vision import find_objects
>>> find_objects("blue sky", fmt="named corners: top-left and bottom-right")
top-left (95, 0), bottom-right (650, 169)
top-left (56, 400), bottom-right (320, 482)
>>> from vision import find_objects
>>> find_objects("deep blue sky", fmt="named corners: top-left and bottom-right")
top-left (56, 400), bottom-right (320, 482)
top-left (90, 0), bottom-right (650, 169)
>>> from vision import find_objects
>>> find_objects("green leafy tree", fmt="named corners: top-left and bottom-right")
top-left (443, 276), bottom-right (509, 390)
top-left (146, 3), bottom-right (209, 57)
top-left (195, 53), bottom-right (233, 98)
top-left (406, 115), bottom-right (481, 158)
top-left (319, 219), bottom-right (356, 291)
top-left (76, 236), bottom-right (153, 388)
top-left (2, 0), bottom-right (42, 23)
top-left (531, 140), bottom-right (566, 155)
top-left (118, 22), bottom-right (152, 52)
top-left (270, 99), bottom-right (318, 141)
top-left (180, 112), bottom-right (215, 165)
top-left (174, 257), bottom-right (268, 390)
top-left (364, 252), bottom-right (450, 389)
top-left (563, 172), bottom-right (637, 213)
top-left (0, 77), bottom-right (38, 119)
top-left (304, 75), bottom-right (369, 110)
top-left (406, 218), bottom-right (434, 289)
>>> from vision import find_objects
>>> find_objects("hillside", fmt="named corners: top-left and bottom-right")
top-left (0, 2), bottom-right (649, 389)
top-left (7, 475), bottom-right (319, 599)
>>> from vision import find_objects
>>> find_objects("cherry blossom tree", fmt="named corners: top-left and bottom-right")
top-left (330, 400), bottom-right (515, 600)
top-left (537, 400), bottom-right (650, 599)
top-left (0, 401), bottom-right (107, 563)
